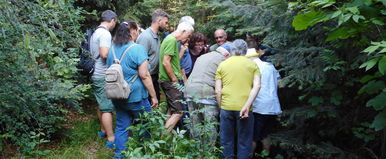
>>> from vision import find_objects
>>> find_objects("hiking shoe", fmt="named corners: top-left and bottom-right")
top-left (106, 141), bottom-right (115, 148)
top-left (98, 131), bottom-right (107, 137)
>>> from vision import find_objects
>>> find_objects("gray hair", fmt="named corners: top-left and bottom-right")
top-left (176, 22), bottom-right (194, 32)
top-left (152, 9), bottom-right (169, 23)
top-left (231, 39), bottom-right (248, 56)
top-left (214, 29), bottom-right (227, 37)
top-left (179, 16), bottom-right (195, 26)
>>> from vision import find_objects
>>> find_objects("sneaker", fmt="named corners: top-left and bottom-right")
top-left (106, 141), bottom-right (115, 148)
top-left (98, 131), bottom-right (107, 137)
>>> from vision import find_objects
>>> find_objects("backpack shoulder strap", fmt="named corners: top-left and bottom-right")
top-left (111, 45), bottom-right (119, 63)
top-left (90, 26), bottom-right (107, 60)
top-left (129, 75), bottom-right (138, 84)
top-left (119, 43), bottom-right (137, 63)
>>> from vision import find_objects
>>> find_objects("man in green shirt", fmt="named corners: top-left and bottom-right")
top-left (159, 22), bottom-right (194, 132)
top-left (215, 39), bottom-right (261, 159)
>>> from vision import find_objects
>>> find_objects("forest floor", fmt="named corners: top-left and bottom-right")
top-left (4, 94), bottom-right (168, 159)
top-left (7, 101), bottom-right (114, 159)
top-left (41, 103), bottom-right (114, 159)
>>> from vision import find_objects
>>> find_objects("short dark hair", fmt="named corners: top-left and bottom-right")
top-left (151, 9), bottom-right (169, 23)
top-left (101, 10), bottom-right (117, 22)
top-left (247, 40), bottom-right (260, 50)
top-left (113, 19), bottom-right (138, 45)
top-left (188, 32), bottom-right (207, 50)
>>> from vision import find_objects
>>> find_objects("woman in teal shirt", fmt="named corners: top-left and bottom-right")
top-left (106, 19), bottom-right (158, 159)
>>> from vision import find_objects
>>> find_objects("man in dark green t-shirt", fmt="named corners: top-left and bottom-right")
top-left (159, 21), bottom-right (194, 132)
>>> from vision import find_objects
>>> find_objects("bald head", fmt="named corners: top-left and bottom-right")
top-left (214, 29), bottom-right (227, 45)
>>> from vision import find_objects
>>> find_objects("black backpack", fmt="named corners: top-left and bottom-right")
top-left (77, 26), bottom-right (105, 77)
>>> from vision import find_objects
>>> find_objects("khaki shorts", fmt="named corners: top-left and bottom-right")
top-left (92, 77), bottom-right (114, 113)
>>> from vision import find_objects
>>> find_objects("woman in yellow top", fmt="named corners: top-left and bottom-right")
top-left (215, 39), bottom-right (261, 159)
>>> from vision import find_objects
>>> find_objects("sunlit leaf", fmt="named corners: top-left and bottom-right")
top-left (346, 7), bottom-right (359, 14)
top-left (330, 10), bottom-right (342, 19)
top-left (359, 58), bottom-right (378, 71)
top-left (363, 45), bottom-right (379, 54)
top-left (292, 10), bottom-right (330, 30)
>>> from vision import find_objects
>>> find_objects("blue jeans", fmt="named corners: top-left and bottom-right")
top-left (112, 99), bottom-right (151, 159)
top-left (220, 109), bottom-right (254, 159)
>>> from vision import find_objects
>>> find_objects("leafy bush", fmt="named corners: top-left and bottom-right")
top-left (0, 0), bottom-right (88, 155)
top-left (123, 106), bottom-right (221, 158)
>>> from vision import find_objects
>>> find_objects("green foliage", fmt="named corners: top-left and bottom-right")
top-left (352, 122), bottom-right (375, 142)
top-left (123, 107), bottom-right (220, 158)
top-left (292, 10), bottom-right (329, 31)
top-left (170, 0), bottom-right (386, 158)
top-left (286, 0), bottom-right (386, 158)
top-left (0, 0), bottom-right (87, 155)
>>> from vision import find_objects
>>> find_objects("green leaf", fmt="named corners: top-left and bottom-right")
top-left (343, 14), bottom-right (352, 22)
top-left (371, 111), bottom-right (386, 131)
top-left (359, 58), bottom-right (378, 71)
top-left (288, 2), bottom-right (298, 10)
top-left (292, 10), bottom-right (329, 31)
top-left (358, 80), bottom-right (385, 95)
top-left (330, 10), bottom-right (342, 19)
top-left (308, 96), bottom-right (324, 106)
top-left (338, 14), bottom-right (345, 25)
top-left (381, 10), bottom-right (386, 15)
top-left (364, 0), bottom-right (373, 5)
top-left (360, 75), bottom-right (376, 83)
top-left (378, 56), bottom-right (386, 74)
top-left (363, 45), bottom-right (379, 54)
top-left (352, 15), bottom-right (360, 23)
top-left (47, 28), bottom-right (58, 41)
top-left (326, 27), bottom-right (355, 41)
top-left (380, 48), bottom-right (386, 53)
top-left (366, 92), bottom-right (386, 110)
top-left (374, 41), bottom-right (386, 47)
top-left (307, 109), bottom-right (318, 117)
top-left (372, 19), bottom-right (385, 25)
top-left (330, 91), bottom-right (342, 105)
top-left (24, 33), bottom-right (30, 49)
top-left (346, 7), bottom-right (359, 14)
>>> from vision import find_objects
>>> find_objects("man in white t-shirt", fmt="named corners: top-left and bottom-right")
top-left (89, 10), bottom-right (117, 148)
top-left (246, 40), bottom-right (282, 155)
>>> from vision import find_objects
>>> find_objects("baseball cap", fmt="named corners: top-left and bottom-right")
top-left (216, 43), bottom-right (232, 55)
top-left (101, 10), bottom-right (117, 22)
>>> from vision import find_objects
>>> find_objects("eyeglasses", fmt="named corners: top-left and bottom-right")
top-left (215, 36), bottom-right (224, 39)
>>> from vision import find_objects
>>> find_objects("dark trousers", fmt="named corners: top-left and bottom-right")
top-left (220, 109), bottom-right (254, 159)
top-left (148, 74), bottom-right (160, 102)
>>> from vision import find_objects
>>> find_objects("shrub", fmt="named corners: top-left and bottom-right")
top-left (122, 106), bottom-right (221, 158)
top-left (0, 0), bottom-right (87, 155)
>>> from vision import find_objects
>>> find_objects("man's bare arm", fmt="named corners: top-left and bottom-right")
top-left (215, 79), bottom-right (222, 107)
top-left (162, 55), bottom-right (178, 83)
top-left (99, 47), bottom-right (109, 59)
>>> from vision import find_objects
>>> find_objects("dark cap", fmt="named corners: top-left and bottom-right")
top-left (101, 10), bottom-right (117, 22)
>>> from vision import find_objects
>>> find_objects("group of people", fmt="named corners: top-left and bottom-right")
top-left (89, 9), bottom-right (282, 159)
